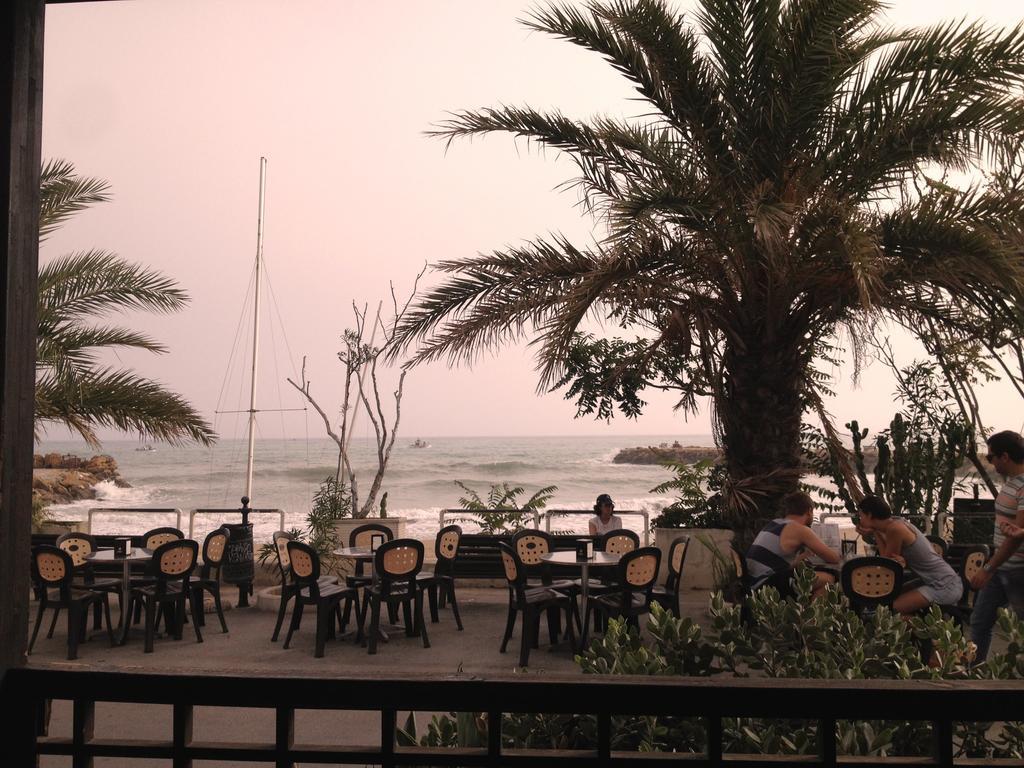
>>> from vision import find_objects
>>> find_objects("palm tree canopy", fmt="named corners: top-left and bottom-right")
top-left (390, 0), bottom-right (1024, 523)
top-left (36, 160), bottom-right (216, 448)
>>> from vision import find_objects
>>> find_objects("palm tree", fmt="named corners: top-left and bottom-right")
top-left (391, 0), bottom-right (1024, 532)
top-left (36, 160), bottom-right (215, 447)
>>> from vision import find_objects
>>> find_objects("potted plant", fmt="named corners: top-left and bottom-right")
top-left (649, 460), bottom-right (733, 591)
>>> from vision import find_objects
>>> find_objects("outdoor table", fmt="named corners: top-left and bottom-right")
top-left (332, 546), bottom-right (401, 642)
top-left (87, 547), bottom-right (153, 644)
top-left (540, 550), bottom-right (620, 650)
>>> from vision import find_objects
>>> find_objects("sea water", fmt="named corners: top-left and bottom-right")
top-left (35, 434), bottom-right (715, 544)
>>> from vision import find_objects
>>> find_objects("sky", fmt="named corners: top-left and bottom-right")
top-left (38, 0), bottom-right (1024, 444)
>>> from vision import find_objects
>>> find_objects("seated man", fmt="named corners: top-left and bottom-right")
top-left (746, 491), bottom-right (840, 599)
top-left (855, 495), bottom-right (962, 614)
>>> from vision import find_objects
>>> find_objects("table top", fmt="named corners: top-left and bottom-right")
top-left (541, 550), bottom-right (620, 567)
top-left (87, 548), bottom-right (153, 563)
top-left (333, 547), bottom-right (375, 559)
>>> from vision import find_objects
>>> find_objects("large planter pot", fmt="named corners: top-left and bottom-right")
top-left (654, 527), bottom-right (734, 592)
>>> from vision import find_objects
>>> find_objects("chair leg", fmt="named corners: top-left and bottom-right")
top-left (519, 610), bottom-right (533, 667)
top-left (28, 600), bottom-right (47, 654)
top-left (563, 602), bottom-right (577, 647)
top-left (415, 591), bottom-right (430, 649)
top-left (212, 585), bottom-right (228, 633)
top-left (271, 590), bottom-right (291, 642)
top-left (92, 599), bottom-right (102, 630)
top-left (341, 591), bottom-right (354, 629)
top-left (500, 602), bottom-right (516, 653)
top-left (314, 603), bottom-right (330, 658)
top-left (143, 598), bottom-right (156, 653)
top-left (283, 601), bottom-right (304, 650)
top-left (428, 584), bottom-right (440, 623)
top-left (402, 599), bottom-right (414, 636)
top-left (447, 582), bottom-right (463, 631)
top-left (546, 605), bottom-right (561, 645)
top-left (368, 596), bottom-right (382, 655)
top-left (189, 593), bottom-right (204, 644)
top-left (46, 605), bottom-right (61, 639)
top-left (102, 595), bottom-right (115, 647)
top-left (67, 604), bottom-right (81, 661)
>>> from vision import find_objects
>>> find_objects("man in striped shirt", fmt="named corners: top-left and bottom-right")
top-left (969, 430), bottom-right (1024, 661)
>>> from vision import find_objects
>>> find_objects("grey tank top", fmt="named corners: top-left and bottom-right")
top-left (746, 518), bottom-right (798, 586)
top-left (900, 522), bottom-right (958, 588)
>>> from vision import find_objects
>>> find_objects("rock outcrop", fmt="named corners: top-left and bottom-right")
top-left (33, 454), bottom-right (129, 505)
top-left (613, 443), bottom-right (720, 465)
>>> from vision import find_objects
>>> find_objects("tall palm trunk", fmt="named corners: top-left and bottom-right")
top-left (718, 335), bottom-right (805, 545)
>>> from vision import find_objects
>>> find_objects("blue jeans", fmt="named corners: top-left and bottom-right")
top-left (970, 569), bottom-right (1024, 661)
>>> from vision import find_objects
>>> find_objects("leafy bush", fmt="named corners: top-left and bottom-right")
top-left (256, 477), bottom-right (351, 576)
top-left (451, 480), bottom-right (558, 534)
top-left (649, 459), bottom-right (729, 529)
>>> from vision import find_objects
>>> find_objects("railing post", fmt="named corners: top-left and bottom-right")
top-left (819, 717), bottom-right (837, 768)
top-left (597, 711), bottom-right (611, 764)
top-left (381, 707), bottom-right (396, 768)
top-left (933, 718), bottom-right (954, 767)
top-left (72, 699), bottom-right (94, 768)
top-left (172, 703), bottom-right (193, 768)
top-left (487, 710), bottom-right (501, 766)
top-left (276, 706), bottom-right (295, 768)
top-left (706, 715), bottom-right (722, 768)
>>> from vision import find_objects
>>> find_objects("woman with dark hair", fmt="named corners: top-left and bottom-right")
top-left (855, 495), bottom-right (962, 614)
top-left (589, 494), bottom-right (622, 536)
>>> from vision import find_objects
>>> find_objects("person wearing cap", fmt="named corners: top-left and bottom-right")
top-left (589, 494), bottom-right (623, 536)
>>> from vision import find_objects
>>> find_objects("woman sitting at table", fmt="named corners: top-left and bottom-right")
top-left (855, 495), bottom-right (962, 614)
top-left (589, 494), bottom-right (623, 536)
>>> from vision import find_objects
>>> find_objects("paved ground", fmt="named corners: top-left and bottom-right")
top-left (30, 587), bottom-right (712, 767)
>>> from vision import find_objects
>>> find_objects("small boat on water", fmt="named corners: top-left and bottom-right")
top-left (410, 439), bottom-right (430, 449)
top-left (135, 444), bottom-right (156, 452)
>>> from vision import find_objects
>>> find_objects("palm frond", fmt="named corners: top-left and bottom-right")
top-left (39, 159), bottom-right (111, 241)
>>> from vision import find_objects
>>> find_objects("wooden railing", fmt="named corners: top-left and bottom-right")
top-left (6, 667), bottom-right (1024, 767)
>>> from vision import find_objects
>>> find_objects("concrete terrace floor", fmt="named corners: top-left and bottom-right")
top-left (29, 587), bottom-right (712, 768)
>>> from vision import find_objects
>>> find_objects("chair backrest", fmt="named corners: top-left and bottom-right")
top-left (841, 557), bottom-right (903, 611)
top-left (350, 523), bottom-right (394, 549)
top-left (286, 540), bottom-right (321, 587)
top-left (201, 527), bottom-right (230, 577)
top-left (56, 531), bottom-right (98, 568)
top-left (926, 535), bottom-right (948, 559)
top-left (497, 541), bottom-right (529, 599)
top-left (665, 535), bottom-right (690, 589)
top-left (374, 538), bottom-right (424, 591)
top-left (621, 547), bottom-right (661, 590)
top-left (600, 530), bottom-right (639, 555)
top-left (272, 530), bottom-right (295, 579)
top-left (434, 525), bottom-right (462, 575)
top-left (152, 539), bottom-right (198, 583)
top-left (512, 529), bottom-right (551, 567)
top-left (960, 545), bottom-right (990, 606)
top-left (144, 527), bottom-right (184, 551)
top-left (32, 545), bottom-right (75, 594)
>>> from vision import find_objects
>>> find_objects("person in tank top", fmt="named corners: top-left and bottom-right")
top-left (589, 493), bottom-right (623, 536)
top-left (855, 494), bottom-right (962, 615)
top-left (745, 491), bottom-right (841, 599)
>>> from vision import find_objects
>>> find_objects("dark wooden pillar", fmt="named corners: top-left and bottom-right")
top-left (0, 0), bottom-right (44, 677)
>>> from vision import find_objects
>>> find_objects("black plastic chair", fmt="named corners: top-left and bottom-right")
top-left (926, 535), bottom-right (949, 559)
top-left (498, 542), bottom-right (578, 667)
top-left (587, 547), bottom-right (662, 632)
top-left (55, 531), bottom-right (122, 630)
top-left (191, 527), bottom-right (230, 633)
top-left (283, 540), bottom-right (362, 658)
top-left (124, 539), bottom-right (203, 653)
top-left (129, 527), bottom-right (186, 623)
top-left (269, 530), bottom-right (339, 642)
top-left (29, 546), bottom-right (115, 660)
top-left (416, 525), bottom-right (464, 629)
top-left (597, 530), bottom-right (640, 555)
top-left (841, 556), bottom-right (904, 616)
top-left (953, 544), bottom-right (990, 625)
top-left (364, 539), bottom-right (430, 655)
top-left (651, 535), bottom-right (689, 617)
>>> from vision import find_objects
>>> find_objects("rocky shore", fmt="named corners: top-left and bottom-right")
top-left (33, 453), bottom-right (129, 505)
top-left (613, 442), bottom-right (884, 471)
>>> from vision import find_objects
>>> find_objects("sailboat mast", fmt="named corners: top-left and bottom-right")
top-left (244, 157), bottom-right (267, 501)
